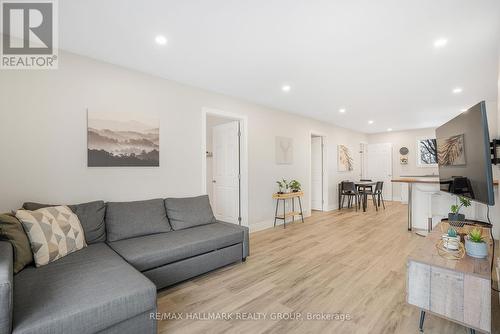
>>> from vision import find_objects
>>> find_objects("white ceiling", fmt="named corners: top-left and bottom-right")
top-left (59, 0), bottom-right (500, 133)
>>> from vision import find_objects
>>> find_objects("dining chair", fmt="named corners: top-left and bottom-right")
top-left (340, 181), bottom-right (359, 211)
top-left (362, 181), bottom-right (385, 211)
top-left (374, 181), bottom-right (385, 209)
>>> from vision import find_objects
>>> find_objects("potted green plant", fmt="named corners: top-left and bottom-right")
top-left (465, 228), bottom-right (488, 259)
top-left (289, 179), bottom-right (301, 192)
top-left (448, 196), bottom-right (471, 222)
top-left (276, 179), bottom-right (289, 194)
top-left (276, 180), bottom-right (285, 194)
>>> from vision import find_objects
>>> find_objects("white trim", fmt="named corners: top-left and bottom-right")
top-left (309, 131), bottom-right (329, 212)
top-left (201, 107), bottom-right (249, 227)
top-left (250, 210), bottom-right (312, 233)
top-left (359, 141), bottom-right (368, 179)
top-left (250, 219), bottom-right (275, 233)
top-left (324, 205), bottom-right (337, 212)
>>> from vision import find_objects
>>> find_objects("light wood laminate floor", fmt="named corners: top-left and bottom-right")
top-left (157, 202), bottom-right (499, 334)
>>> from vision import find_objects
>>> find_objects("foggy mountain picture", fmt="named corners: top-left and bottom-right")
top-left (87, 112), bottom-right (160, 167)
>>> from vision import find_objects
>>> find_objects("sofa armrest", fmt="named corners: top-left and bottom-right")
top-left (215, 221), bottom-right (249, 259)
top-left (0, 241), bottom-right (13, 334)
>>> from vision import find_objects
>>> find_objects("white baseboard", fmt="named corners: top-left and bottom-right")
top-left (326, 204), bottom-right (339, 211)
top-left (250, 219), bottom-right (274, 232)
top-left (250, 211), bottom-right (312, 233)
top-left (387, 195), bottom-right (403, 203)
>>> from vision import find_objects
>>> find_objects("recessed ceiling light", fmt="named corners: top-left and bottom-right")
top-left (155, 35), bottom-right (167, 45)
top-left (434, 38), bottom-right (448, 48)
top-left (281, 85), bottom-right (291, 92)
top-left (452, 87), bottom-right (463, 94)
top-left (339, 108), bottom-right (346, 113)
top-left (387, 128), bottom-right (393, 132)
top-left (368, 120), bottom-right (374, 124)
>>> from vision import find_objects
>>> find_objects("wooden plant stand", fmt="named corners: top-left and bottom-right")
top-left (272, 191), bottom-right (305, 229)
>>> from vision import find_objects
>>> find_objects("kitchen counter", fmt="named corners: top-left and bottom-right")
top-left (392, 178), bottom-right (498, 185)
top-left (392, 177), bottom-right (439, 184)
top-left (392, 178), bottom-right (498, 232)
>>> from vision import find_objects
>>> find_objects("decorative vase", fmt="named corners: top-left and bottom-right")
top-left (465, 238), bottom-right (488, 259)
top-left (441, 235), bottom-right (460, 250)
top-left (448, 213), bottom-right (465, 222)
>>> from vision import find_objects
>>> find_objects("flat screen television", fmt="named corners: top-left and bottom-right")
top-left (436, 101), bottom-right (494, 206)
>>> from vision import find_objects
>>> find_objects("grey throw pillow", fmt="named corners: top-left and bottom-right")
top-left (164, 195), bottom-right (216, 230)
top-left (23, 201), bottom-right (106, 244)
top-left (105, 199), bottom-right (171, 242)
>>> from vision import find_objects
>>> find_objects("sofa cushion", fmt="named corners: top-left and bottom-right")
top-left (12, 243), bottom-right (156, 334)
top-left (0, 213), bottom-right (33, 273)
top-left (105, 199), bottom-right (171, 242)
top-left (23, 201), bottom-right (106, 244)
top-left (164, 195), bottom-right (216, 230)
top-left (16, 206), bottom-right (87, 267)
top-left (0, 241), bottom-right (13, 334)
top-left (108, 222), bottom-right (244, 272)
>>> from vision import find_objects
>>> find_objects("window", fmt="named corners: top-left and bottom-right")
top-left (417, 138), bottom-right (437, 167)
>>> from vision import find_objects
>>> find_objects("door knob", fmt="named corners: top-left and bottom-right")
top-left (212, 180), bottom-right (217, 183)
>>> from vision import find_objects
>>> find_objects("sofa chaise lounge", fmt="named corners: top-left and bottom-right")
top-left (0, 195), bottom-right (249, 334)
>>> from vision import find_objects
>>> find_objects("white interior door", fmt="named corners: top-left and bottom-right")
top-left (311, 137), bottom-right (323, 210)
top-left (365, 143), bottom-right (393, 200)
top-left (212, 121), bottom-right (240, 224)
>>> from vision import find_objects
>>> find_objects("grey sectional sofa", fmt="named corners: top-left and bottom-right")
top-left (0, 195), bottom-right (249, 334)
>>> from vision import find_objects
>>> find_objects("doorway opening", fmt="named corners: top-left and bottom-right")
top-left (310, 134), bottom-right (327, 212)
top-left (202, 108), bottom-right (248, 227)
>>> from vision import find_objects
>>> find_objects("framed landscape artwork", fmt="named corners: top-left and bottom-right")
top-left (87, 112), bottom-right (160, 167)
top-left (337, 144), bottom-right (353, 172)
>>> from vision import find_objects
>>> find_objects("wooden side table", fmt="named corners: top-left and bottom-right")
top-left (272, 191), bottom-right (305, 228)
top-left (407, 223), bottom-right (491, 333)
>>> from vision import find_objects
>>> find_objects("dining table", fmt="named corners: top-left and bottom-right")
top-left (338, 181), bottom-right (377, 212)
top-left (355, 181), bottom-right (377, 212)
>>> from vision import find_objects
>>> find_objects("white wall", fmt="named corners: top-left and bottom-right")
top-left (367, 128), bottom-right (439, 200)
top-left (367, 99), bottom-right (500, 237)
top-left (0, 51), bottom-right (367, 231)
top-left (367, 98), bottom-right (499, 201)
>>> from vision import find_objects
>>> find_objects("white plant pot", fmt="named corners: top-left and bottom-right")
top-left (465, 238), bottom-right (488, 259)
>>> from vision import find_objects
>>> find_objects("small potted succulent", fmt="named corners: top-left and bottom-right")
top-left (465, 228), bottom-right (488, 259)
top-left (276, 179), bottom-right (289, 194)
top-left (442, 227), bottom-right (460, 250)
top-left (448, 196), bottom-right (471, 222)
top-left (289, 179), bottom-right (301, 192)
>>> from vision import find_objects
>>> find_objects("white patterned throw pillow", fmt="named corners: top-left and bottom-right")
top-left (16, 206), bottom-right (87, 267)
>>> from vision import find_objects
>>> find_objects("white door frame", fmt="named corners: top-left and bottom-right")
top-left (201, 107), bottom-right (248, 227)
top-left (360, 141), bottom-right (368, 179)
top-left (309, 131), bottom-right (329, 212)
